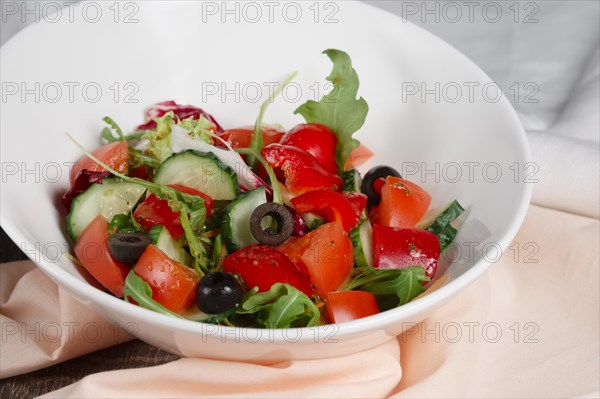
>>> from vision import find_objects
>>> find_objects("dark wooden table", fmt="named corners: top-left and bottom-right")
top-left (0, 228), bottom-right (180, 398)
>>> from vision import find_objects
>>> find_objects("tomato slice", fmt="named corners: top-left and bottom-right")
top-left (373, 176), bottom-right (431, 228)
top-left (133, 184), bottom-right (214, 240)
top-left (133, 245), bottom-right (200, 313)
top-left (291, 190), bottom-right (361, 232)
top-left (73, 215), bottom-right (130, 297)
top-left (344, 144), bottom-right (373, 171)
top-left (277, 223), bottom-right (354, 298)
top-left (372, 224), bottom-right (440, 280)
top-left (223, 244), bottom-right (314, 297)
top-left (279, 123), bottom-right (338, 175)
top-left (70, 141), bottom-right (129, 186)
top-left (326, 291), bottom-right (380, 323)
top-left (219, 125), bottom-right (284, 149)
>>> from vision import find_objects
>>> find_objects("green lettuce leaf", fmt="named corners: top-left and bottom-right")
top-left (143, 112), bottom-right (174, 162)
top-left (294, 49), bottom-right (369, 173)
top-left (177, 115), bottom-right (214, 145)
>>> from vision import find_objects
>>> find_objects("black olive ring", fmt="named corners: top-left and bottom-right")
top-left (108, 232), bottom-right (152, 265)
top-left (360, 165), bottom-right (402, 206)
top-left (250, 202), bottom-right (294, 246)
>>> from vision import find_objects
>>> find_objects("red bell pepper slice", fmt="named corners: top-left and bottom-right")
top-left (372, 224), bottom-right (440, 281)
top-left (342, 192), bottom-right (368, 218)
top-left (262, 144), bottom-right (342, 196)
top-left (291, 190), bottom-right (361, 232)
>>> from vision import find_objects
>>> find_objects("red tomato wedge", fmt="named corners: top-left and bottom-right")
top-left (70, 141), bottom-right (129, 186)
top-left (73, 215), bottom-right (130, 297)
top-left (344, 144), bottom-right (373, 171)
top-left (219, 125), bottom-right (285, 149)
top-left (373, 176), bottom-right (431, 228)
top-left (372, 224), bottom-right (440, 281)
top-left (277, 223), bottom-right (354, 298)
top-left (223, 244), bottom-right (314, 297)
top-left (279, 123), bottom-right (338, 175)
top-left (326, 291), bottom-right (380, 323)
top-left (133, 245), bottom-right (200, 313)
top-left (133, 184), bottom-right (214, 240)
top-left (291, 190), bottom-right (361, 232)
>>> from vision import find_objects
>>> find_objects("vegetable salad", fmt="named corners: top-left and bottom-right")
top-left (63, 49), bottom-right (464, 328)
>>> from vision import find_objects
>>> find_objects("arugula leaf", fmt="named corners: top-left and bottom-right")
top-left (101, 118), bottom-right (148, 143)
top-left (426, 200), bottom-right (465, 252)
top-left (237, 283), bottom-right (320, 328)
top-left (101, 116), bottom-right (125, 142)
top-left (124, 270), bottom-right (183, 318)
top-left (349, 267), bottom-right (429, 311)
top-left (235, 147), bottom-right (282, 204)
top-left (248, 72), bottom-right (298, 168)
top-left (128, 147), bottom-right (160, 169)
top-left (211, 233), bottom-right (224, 265)
top-left (295, 49), bottom-right (369, 173)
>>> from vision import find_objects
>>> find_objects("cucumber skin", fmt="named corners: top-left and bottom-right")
top-left (221, 187), bottom-right (267, 253)
top-left (343, 169), bottom-right (362, 193)
top-left (153, 150), bottom-right (239, 200)
top-left (350, 220), bottom-right (373, 268)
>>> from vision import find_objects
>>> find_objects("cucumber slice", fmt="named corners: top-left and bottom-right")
top-left (155, 226), bottom-right (193, 266)
top-left (222, 186), bottom-right (267, 252)
top-left (67, 179), bottom-right (146, 242)
top-left (153, 150), bottom-right (238, 200)
top-left (301, 213), bottom-right (325, 230)
top-left (343, 169), bottom-right (362, 192)
top-left (350, 220), bottom-right (374, 268)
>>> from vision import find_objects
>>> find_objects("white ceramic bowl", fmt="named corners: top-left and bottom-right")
top-left (0, 1), bottom-right (531, 361)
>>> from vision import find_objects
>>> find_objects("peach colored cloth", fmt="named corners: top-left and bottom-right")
top-left (1, 205), bottom-right (599, 398)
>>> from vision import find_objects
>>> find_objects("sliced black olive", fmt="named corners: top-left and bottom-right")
top-left (361, 165), bottom-right (402, 206)
top-left (196, 272), bottom-right (243, 314)
top-left (108, 232), bottom-right (152, 265)
top-left (250, 202), bottom-right (294, 246)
